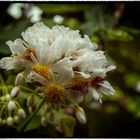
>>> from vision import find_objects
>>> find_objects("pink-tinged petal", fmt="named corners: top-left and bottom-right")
top-left (99, 81), bottom-right (115, 96)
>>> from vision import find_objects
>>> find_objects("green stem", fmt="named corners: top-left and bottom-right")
top-left (19, 99), bottom-right (45, 133)
top-left (20, 85), bottom-right (37, 93)
top-left (0, 74), bottom-right (5, 86)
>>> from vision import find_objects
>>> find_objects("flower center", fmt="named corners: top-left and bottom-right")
top-left (23, 48), bottom-right (36, 61)
top-left (71, 76), bottom-right (89, 91)
top-left (89, 77), bottom-right (103, 89)
top-left (45, 83), bottom-right (65, 104)
top-left (32, 64), bottom-right (49, 79)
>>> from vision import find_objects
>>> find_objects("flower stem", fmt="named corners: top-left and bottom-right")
top-left (19, 99), bottom-right (45, 133)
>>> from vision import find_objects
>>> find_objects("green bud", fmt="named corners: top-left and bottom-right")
top-left (18, 108), bottom-right (26, 118)
top-left (13, 115), bottom-right (20, 124)
top-left (15, 72), bottom-right (24, 86)
top-left (5, 94), bottom-right (11, 101)
top-left (11, 86), bottom-right (20, 98)
top-left (7, 117), bottom-right (14, 126)
top-left (41, 117), bottom-right (47, 127)
top-left (75, 106), bottom-right (86, 124)
top-left (8, 101), bottom-right (17, 112)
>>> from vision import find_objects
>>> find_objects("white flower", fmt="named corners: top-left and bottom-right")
top-left (28, 57), bottom-right (83, 106)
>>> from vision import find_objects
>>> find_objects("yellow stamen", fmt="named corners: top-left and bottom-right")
top-left (45, 83), bottom-right (65, 104)
top-left (71, 76), bottom-right (89, 91)
top-left (32, 64), bottom-right (49, 79)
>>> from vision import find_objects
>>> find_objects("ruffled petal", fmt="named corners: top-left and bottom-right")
top-left (51, 58), bottom-right (73, 83)
top-left (26, 71), bottom-right (48, 85)
top-left (0, 57), bottom-right (21, 70)
top-left (99, 80), bottom-right (115, 96)
top-left (89, 87), bottom-right (102, 103)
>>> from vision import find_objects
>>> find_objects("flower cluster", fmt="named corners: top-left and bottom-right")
top-left (0, 22), bottom-right (115, 126)
top-left (0, 84), bottom-right (26, 126)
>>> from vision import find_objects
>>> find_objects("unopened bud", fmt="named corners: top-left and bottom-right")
top-left (13, 115), bottom-right (20, 124)
top-left (0, 118), bottom-right (3, 125)
top-left (5, 94), bottom-right (11, 101)
top-left (28, 107), bottom-right (33, 114)
top-left (2, 119), bottom-right (6, 125)
top-left (15, 72), bottom-right (24, 86)
top-left (18, 108), bottom-right (26, 118)
top-left (7, 117), bottom-right (14, 126)
top-left (1, 96), bottom-right (6, 102)
top-left (75, 106), bottom-right (86, 124)
top-left (65, 107), bottom-right (75, 116)
top-left (41, 117), bottom-right (47, 127)
top-left (11, 86), bottom-right (20, 98)
top-left (47, 109), bottom-right (55, 121)
top-left (56, 124), bottom-right (63, 133)
top-left (8, 101), bottom-right (17, 112)
top-left (27, 96), bottom-right (34, 107)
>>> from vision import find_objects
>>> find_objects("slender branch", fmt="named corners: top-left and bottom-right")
top-left (19, 99), bottom-right (45, 133)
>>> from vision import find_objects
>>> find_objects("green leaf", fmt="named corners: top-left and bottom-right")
top-left (105, 29), bottom-right (133, 41)
top-left (81, 5), bottom-right (115, 36)
top-left (0, 19), bottom-right (31, 55)
top-left (61, 115), bottom-right (76, 137)
top-left (24, 115), bottom-right (41, 132)
top-left (37, 4), bottom-right (92, 13)
top-left (124, 73), bottom-right (140, 87)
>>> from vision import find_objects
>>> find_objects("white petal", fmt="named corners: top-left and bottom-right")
top-left (0, 57), bottom-right (20, 70)
top-left (75, 106), bottom-right (86, 124)
top-left (26, 71), bottom-right (48, 85)
top-left (74, 71), bottom-right (91, 78)
top-left (66, 90), bottom-right (84, 104)
top-left (51, 58), bottom-right (73, 82)
top-left (6, 39), bottom-right (26, 54)
top-left (105, 65), bottom-right (116, 73)
top-left (92, 68), bottom-right (106, 78)
top-left (89, 87), bottom-right (102, 103)
top-left (99, 81), bottom-right (115, 96)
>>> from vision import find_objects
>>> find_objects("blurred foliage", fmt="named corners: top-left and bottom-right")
top-left (0, 2), bottom-right (140, 138)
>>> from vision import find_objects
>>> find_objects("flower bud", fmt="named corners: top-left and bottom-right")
top-left (41, 117), bottom-right (47, 127)
top-left (11, 86), bottom-right (20, 98)
top-left (5, 94), bottom-right (11, 101)
top-left (27, 96), bottom-right (34, 107)
top-left (15, 72), bottom-right (24, 86)
top-left (13, 115), bottom-right (20, 124)
top-left (47, 110), bottom-right (55, 122)
top-left (2, 119), bottom-right (6, 125)
top-left (7, 117), bottom-right (14, 126)
top-left (28, 107), bottom-right (33, 114)
top-left (18, 108), bottom-right (26, 119)
top-left (56, 124), bottom-right (63, 133)
top-left (0, 96), bottom-right (6, 102)
top-left (75, 106), bottom-right (86, 124)
top-left (8, 101), bottom-right (17, 112)
top-left (0, 118), bottom-right (3, 125)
